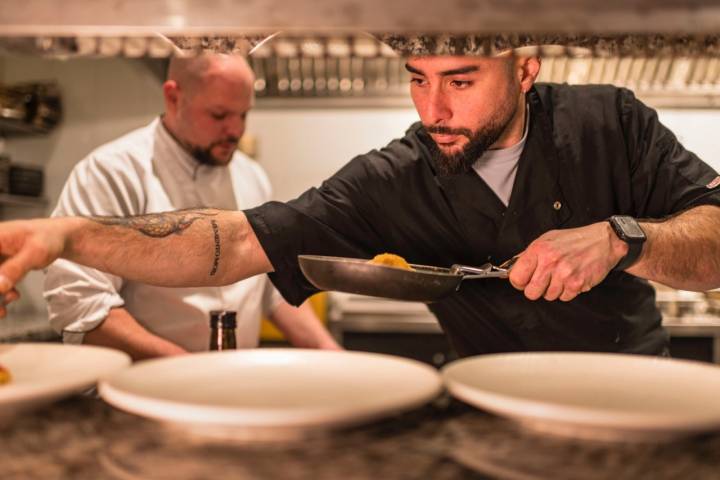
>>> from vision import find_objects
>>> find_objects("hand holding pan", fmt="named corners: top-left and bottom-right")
top-left (298, 255), bottom-right (519, 303)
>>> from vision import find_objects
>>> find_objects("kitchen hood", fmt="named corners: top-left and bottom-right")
top-left (2, 1), bottom-right (720, 107)
top-left (1, 0), bottom-right (720, 36)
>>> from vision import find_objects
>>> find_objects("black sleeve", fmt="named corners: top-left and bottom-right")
top-left (244, 153), bottom-right (398, 306)
top-left (619, 88), bottom-right (720, 217)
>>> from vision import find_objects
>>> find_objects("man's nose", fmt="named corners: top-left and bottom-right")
top-left (224, 118), bottom-right (245, 139)
top-left (427, 88), bottom-right (452, 123)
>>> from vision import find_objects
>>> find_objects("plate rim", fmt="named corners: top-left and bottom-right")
top-left (0, 342), bottom-right (131, 404)
top-left (441, 351), bottom-right (720, 433)
top-left (99, 348), bottom-right (443, 428)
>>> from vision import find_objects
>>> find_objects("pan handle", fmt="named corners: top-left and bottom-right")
top-left (450, 254), bottom-right (520, 280)
top-left (498, 254), bottom-right (520, 270)
top-left (450, 264), bottom-right (508, 279)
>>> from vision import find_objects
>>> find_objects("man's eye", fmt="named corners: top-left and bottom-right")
top-left (450, 80), bottom-right (473, 88)
top-left (410, 77), bottom-right (427, 86)
top-left (211, 112), bottom-right (227, 120)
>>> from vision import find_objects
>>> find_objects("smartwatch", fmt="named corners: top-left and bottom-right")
top-left (608, 215), bottom-right (646, 271)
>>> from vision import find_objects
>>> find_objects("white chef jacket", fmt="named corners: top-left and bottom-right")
top-left (43, 118), bottom-right (282, 351)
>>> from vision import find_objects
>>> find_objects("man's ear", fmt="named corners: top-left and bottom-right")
top-left (162, 80), bottom-right (180, 114)
top-left (518, 57), bottom-right (541, 93)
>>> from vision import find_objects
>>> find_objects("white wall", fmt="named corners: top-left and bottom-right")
top-left (657, 110), bottom-right (720, 172)
top-left (247, 108), bottom-right (419, 201)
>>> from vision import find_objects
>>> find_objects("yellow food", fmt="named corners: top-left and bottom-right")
top-left (368, 253), bottom-right (413, 270)
top-left (0, 364), bottom-right (10, 385)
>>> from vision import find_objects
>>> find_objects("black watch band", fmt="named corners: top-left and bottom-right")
top-left (614, 241), bottom-right (643, 271)
top-left (608, 215), bottom-right (646, 271)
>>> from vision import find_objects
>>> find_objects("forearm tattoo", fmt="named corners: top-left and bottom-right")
top-left (90, 210), bottom-right (218, 238)
top-left (210, 220), bottom-right (221, 276)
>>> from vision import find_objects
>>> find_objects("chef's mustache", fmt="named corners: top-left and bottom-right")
top-left (209, 137), bottom-right (240, 147)
top-left (424, 125), bottom-right (473, 139)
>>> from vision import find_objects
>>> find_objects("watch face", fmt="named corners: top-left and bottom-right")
top-left (614, 216), bottom-right (646, 241)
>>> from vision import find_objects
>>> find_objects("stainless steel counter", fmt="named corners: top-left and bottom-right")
top-left (329, 292), bottom-right (720, 364)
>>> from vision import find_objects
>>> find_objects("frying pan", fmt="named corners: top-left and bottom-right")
top-left (297, 255), bottom-right (517, 302)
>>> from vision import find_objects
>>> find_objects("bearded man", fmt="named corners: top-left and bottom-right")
top-left (42, 53), bottom-right (339, 360)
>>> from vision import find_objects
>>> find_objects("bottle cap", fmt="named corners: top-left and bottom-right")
top-left (209, 310), bottom-right (223, 329)
top-left (221, 311), bottom-right (237, 329)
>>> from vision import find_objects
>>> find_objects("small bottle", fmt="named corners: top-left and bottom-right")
top-left (208, 310), bottom-right (222, 351)
top-left (209, 310), bottom-right (237, 351)
top-left (220, 311), bottom-right (237, 350)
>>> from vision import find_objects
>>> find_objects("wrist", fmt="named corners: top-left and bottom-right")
top-left (59, 217), bottom-right (92, 260)
top-left (607, 215), bottom-right (647, 271)
top-left (606, 221), bottom-right (630, 261)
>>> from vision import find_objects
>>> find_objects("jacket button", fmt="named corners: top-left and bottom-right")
top-left (553, 201), bottom-right (562, 210)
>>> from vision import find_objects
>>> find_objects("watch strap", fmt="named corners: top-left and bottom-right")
top-left (614, 241), bottom-right (643, 271)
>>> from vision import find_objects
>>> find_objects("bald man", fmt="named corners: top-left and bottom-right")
top-left (43, 53), bottom-right (340, 360)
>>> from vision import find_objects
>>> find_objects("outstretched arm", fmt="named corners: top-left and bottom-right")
top-left (509, 205), bottom-right (720, 301)
top-left (0, 208), bottom-right (272, 299)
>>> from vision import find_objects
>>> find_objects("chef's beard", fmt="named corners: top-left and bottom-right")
top-left (188, 137), bottom-right (239, 166)
top-left (424, 99), bottom-right (519, 177)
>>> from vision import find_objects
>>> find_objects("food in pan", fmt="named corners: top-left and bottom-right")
top-left (0, 364), bottom-right (11, 385)
top-left (368, 253), bottom-right (413, 270)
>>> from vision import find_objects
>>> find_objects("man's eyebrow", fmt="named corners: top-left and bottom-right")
top-left (405, 63), bottom-right (424, 75)
top-left (404, 63), bottom-right (480, 77)
top-left (439, 65), bottom-right (479, 76)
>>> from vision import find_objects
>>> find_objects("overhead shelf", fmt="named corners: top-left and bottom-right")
top-left (0, 193), bottom-right (47, 207)
top-left (0, 117), bottom-right (53, 137)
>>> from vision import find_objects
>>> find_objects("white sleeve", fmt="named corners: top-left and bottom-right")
top-left (43, 152), bottom-right (145, 344)
top-left (44, 259), bottom-right (126, 344)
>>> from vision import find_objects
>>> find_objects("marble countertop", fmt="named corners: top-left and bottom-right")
top-left (2, 395), bottom-right (720, 480)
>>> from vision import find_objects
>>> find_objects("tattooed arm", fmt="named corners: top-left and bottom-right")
top-left (0, 209), bottom-right (272, 299)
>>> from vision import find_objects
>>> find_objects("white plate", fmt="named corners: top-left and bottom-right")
top-left (99, 349), bottom-right (442, 437)
top-left (0, 343), bottom-right (130, 423)
top-left (442, 352), bottom-right (720, 442)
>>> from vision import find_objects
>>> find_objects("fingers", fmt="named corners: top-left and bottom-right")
top-left (559, 287), bottom-right (581, 302)
top-left (543, 274), bottom-right (565, 301)
top-left (544, 265), bottom-right (587, 302)
top-left (529, 272), bottom-right (587, 302)
top-left (509, 252), bottom-right (591, 302)
top-left (525, 267), bottom-right (553, 301)
top-left (3, 288), bottom-right (19, 304)
top-left (0, 288), bottom-right (19, 318)
top-left (508, 251), bottom-right (536, 291)
top-left (509, 251), bottom-right (556, 301)
top-left (0, 246), bottom-right (41, 294)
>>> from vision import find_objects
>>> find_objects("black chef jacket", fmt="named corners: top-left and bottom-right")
top-left (245, 84), bottom-right (720, 357)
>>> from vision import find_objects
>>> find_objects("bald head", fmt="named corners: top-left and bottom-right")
top-left (167, 53), bottom-right (255, 99)
top-left (162, 53), bottom-right (256, 166)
